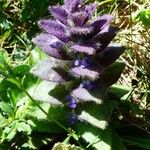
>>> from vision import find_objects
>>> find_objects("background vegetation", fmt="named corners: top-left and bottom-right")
top-left (0, 0), bottom-right (150, 149)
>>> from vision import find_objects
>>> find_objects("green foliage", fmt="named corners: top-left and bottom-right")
top-left (0, 0), bottom-right (149, 149)
top-left (134, 9), bottom-right (150, 27)
top-left (52, 143), bottom-right (83, 150)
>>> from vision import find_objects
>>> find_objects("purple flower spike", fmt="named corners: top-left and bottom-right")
top-left (32, 0), bottom-right (125, 110)
top-left (68, 112), bottom-right (77, 126)
top-left (82, 80), bottom-right (96, 90)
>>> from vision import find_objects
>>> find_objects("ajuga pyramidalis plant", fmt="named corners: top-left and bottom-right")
top-left (31, 0), bottom-right (127, 148)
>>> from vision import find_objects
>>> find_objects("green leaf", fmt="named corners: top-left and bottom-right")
top-left (75, 124), bottom-right (125, 150)
top-left (77, 100), bottom-right (118, 129)
top-left (25, 104), bottom-right (69, 133)
top-left (0, 55), bottom-right (14, 77)
top-left (17, 121), bottom-right (32, 135)
top-left (25, 47), bottom-right (46, 65)
top-left (52, 143), bottom-right (83, 150)
top-left (13, 64), bottom-right (31, 76)
top-left (99, 61), bottom-right (125, 87)
top-left (108, 84), bottom-right (131, 98)
top-left (0, 101), bottom-right (14, 116)
top-left (3, 121), bottom-right (18, 141)
top-left (135, 9), bottom-right (150, 27)
top-left (123, 136), bottom-right (150, 149)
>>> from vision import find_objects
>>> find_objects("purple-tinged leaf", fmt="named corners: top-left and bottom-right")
top-left (31, 59), bottom-right (71, 83)
top-left (96, 44), bottom-right (126, 67)
top-left (32, 34), bottom-right (67, 59)
top-left (70, 64), bottom-right (103, 80)
top-left (49, 6), bottom-right (68, 24)
top-left (99, 61), bottom-right (125, 86)
top-left (71, 44), bottom-right (96, 55)
top-left (38, 19), bottom-right (66, 33)
top-left (70, 26), bottom-right (93, 36)
top-left (38, 19), bottom-right (69, 42)
top-left (69, 11), bottom-right (89, 26)
top-left (91, 14), bottom-right (113, 34)
top-left (96, 26), bottom-right (119, 50)
top-left (85, 3), bottom-right (97, 15)
top-left (65, 0), bottom-right (83, 12)
top-left (33, 81), bottom-right (63, 105)
top-left (71, 81), bottom-right (106, 104)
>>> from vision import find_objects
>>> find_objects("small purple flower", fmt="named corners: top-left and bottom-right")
top-left (68, 112), bottom-right (78, 126)
top-left (69, 98), bottom-right (77, 109)
top-left (74, 59), bottom-right (82, 67)
top-left (50, 41), bottom-right (63, 49)
top-left (81, 57), bottom-right (92, 68)
top-left (66, 95), bottom-right (77, 109)
top-left (82, 80), bottom-right (96, 90)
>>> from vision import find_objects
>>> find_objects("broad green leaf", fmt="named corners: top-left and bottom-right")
top-left (123, 136), bottom-right (150, 149)
top-left (75, 124), bottom-right (125, 150)
top-left (77, 100), bottom-right (118, 129)
top-left (0, 49), bottom-right (10, 63)
top-left (52, 142), bottom-right (83, 150)
top-left (25, 104), bottom-right (69, 133)
top-left (108, 84), bottom-right (131, 98)
top-left (25, 47), bottom-right (46, 65)
top-left (13, 64), bottom-right (31, 76)
top-left (99, 61), bottom-right (125, 87)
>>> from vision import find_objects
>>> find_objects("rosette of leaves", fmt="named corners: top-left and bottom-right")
top-left (31, 0), bottom-right (127, 149)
